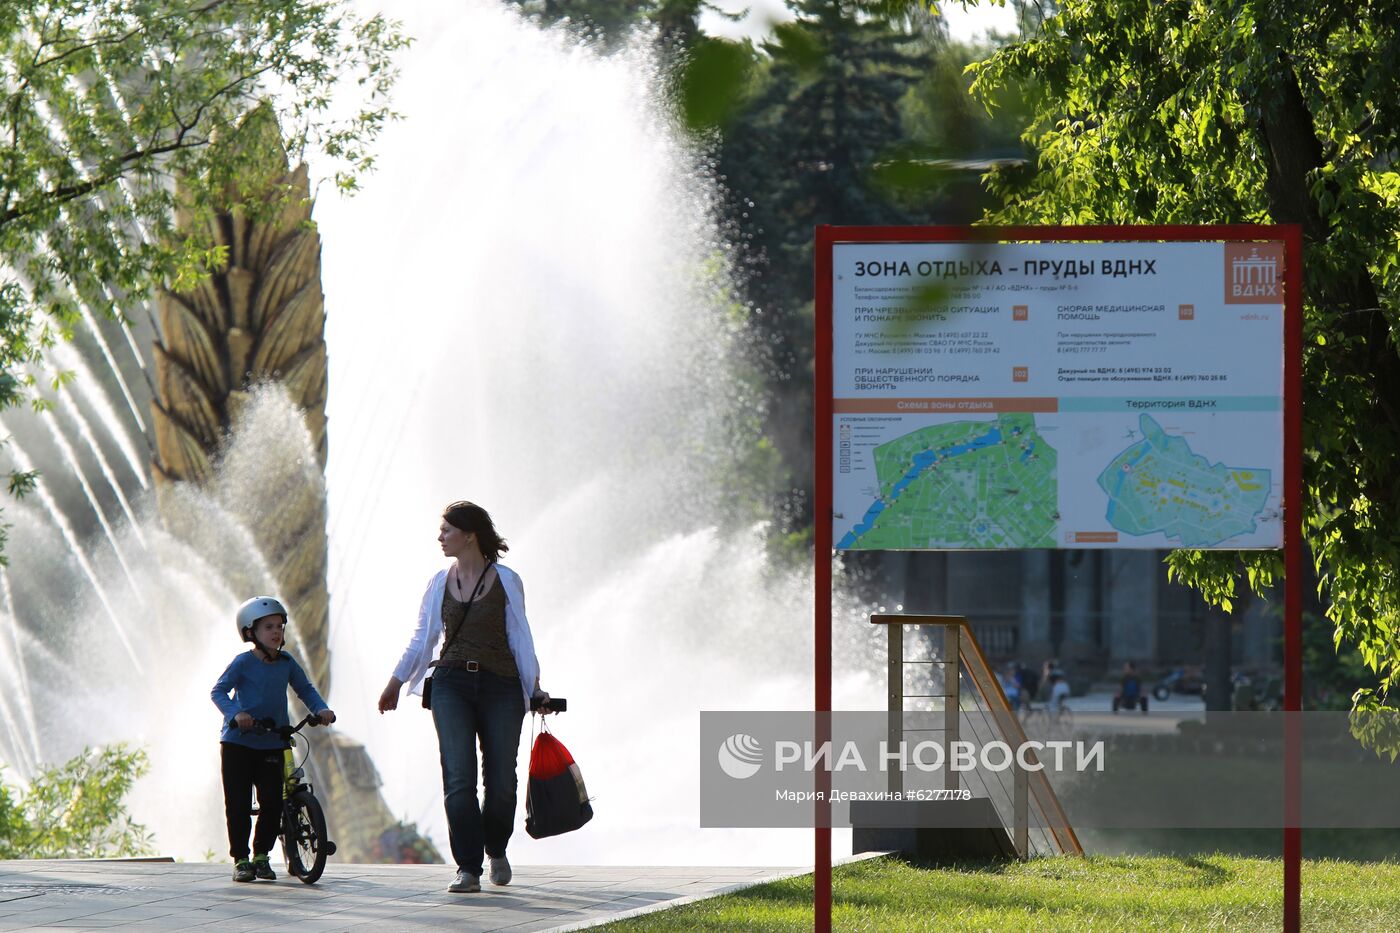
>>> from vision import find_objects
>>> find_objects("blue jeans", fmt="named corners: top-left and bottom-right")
top-left (430, 667), bottom-right (526, 875)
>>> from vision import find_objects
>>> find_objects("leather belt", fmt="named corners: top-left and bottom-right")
top-left (431, 659), bottom-right (480, 672)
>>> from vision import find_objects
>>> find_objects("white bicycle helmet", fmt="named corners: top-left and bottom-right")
top-left (236, 596), bottom-right (288, 642)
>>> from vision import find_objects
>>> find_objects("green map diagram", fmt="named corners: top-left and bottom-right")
top-left (1097, 414), bottom-right (1271, 547)
top-left (840, 413), bottom-right (1058, 549)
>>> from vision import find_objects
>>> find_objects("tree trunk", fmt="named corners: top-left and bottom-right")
top-left (1204, 603), bottom-right (1233, 713)
top-left (1256, 52), bottom-right (1400, 490)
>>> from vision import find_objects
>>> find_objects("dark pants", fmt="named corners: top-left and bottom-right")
top-left (1113, 694), bottom-right (1149, 712)
top-left (430, 668), bottom-right (526, 875)
top-left (221, 742), bottom-right (284, 860)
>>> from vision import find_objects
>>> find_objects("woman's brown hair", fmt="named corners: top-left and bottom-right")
top-left (442, 501), bottom-right (509, 561)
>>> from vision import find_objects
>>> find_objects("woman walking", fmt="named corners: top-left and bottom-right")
top-left (378, 500), bottom-right (549, 893)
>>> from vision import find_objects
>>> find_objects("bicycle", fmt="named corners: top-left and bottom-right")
top-left (1019, 700), bottom-right (1075, 739)
top-left (243, 713), bottom-right (338, 883)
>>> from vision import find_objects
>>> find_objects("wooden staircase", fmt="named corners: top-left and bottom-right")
top-left (852, 614), bottom-right (1082, 859)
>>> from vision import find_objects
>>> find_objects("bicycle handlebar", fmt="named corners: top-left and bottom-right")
top-left (228, 713), bottom-right (328, 738)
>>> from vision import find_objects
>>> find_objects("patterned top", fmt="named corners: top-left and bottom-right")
top-left (440, 575), bottom-right (519, 679)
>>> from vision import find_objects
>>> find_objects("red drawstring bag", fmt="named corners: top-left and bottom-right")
top-left (526, 722), bottom-right (593, 839)
top-left (529, 730), bottom-right (574, 779)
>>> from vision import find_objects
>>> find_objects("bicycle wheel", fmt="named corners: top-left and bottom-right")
top-left (1020, 706), bottom-right (1048, 738)
top-left (281, 790), bottom-right (329, 884)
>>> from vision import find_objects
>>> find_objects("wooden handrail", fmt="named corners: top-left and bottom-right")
top-left (871, 614), bottom-right (967, 626)
top-left (871, 613), bottom-right (1083, 857)
top-left (955, 620), bottom-right (1083, 856)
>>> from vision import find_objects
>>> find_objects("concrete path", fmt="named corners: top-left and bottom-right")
top-left (0, 860), bottom-right (803, 932)
top-left (1064, 690), bottom-right (1206, 736)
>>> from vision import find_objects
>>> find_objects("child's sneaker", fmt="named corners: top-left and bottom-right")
top-left (251, 855), bottom-right (276, 881)
top-left (232, 859), bottom-right (255, 883)
top-left (448, 869), bottom-right (481, 893)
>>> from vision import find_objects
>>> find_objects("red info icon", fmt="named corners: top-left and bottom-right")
top-left (1012, 305), bottom-right (1029, 321)
top-left (1179, 304), bottom-right (1195, 320)
top-left (1012, 366), bottom-right (1029, 383)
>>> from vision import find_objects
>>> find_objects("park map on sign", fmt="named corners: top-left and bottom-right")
top-left (1096, 413), bottom-right (1271, 547)
top-left (842, 413), bottom-right (1058, 549)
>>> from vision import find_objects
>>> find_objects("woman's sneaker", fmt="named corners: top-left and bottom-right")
top-left (448, 869), bottom-right (481, 893)
top-left (232, 859), bottom-right (255, 883)
top-left (489, 855), bottom-right (512, 886)
top-left (251, 855), bottom-right (276, 881)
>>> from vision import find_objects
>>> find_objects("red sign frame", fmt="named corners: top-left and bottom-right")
top-left (812, 224), bottom-right (1303, 933)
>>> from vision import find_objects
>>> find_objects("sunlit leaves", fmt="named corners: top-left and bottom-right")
top-left (0, 744), bottom-right (153, 858)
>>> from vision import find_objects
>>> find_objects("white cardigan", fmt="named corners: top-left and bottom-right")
top-left (391, 562), bottom-right (541, 708)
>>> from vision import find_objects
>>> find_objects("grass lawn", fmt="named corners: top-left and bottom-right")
top-left (590, 855), bottom-right (1400, 932)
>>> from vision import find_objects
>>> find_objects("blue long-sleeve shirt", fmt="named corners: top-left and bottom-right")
top-left (211, 650), bottom-right (328, 750)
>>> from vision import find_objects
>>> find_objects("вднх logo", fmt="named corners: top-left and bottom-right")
top-left (1224, 242), bottom-right (1284, 304)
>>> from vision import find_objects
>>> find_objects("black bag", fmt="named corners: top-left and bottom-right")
top-left (422, 563), bottom-right (492, 711)
top-left (525, 724), bottom-right (593, 839)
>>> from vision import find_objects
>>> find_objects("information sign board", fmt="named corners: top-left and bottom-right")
top-left (830, 239), bottom-right (1285, 550)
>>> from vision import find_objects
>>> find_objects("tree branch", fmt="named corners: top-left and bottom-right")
top-left (0, 134), bottom-right (210, 228)
top-left (28, 0), bottom-right (234, 73)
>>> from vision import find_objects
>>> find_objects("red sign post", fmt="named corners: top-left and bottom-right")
top-left (814, 225), bottom-right (1303, 933)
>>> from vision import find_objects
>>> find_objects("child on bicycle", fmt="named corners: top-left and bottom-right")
top-left (211, 596), bottom-right (335, 883)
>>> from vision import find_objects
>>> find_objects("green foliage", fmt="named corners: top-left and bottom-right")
top-left (901, 37), bottom-right (1033, 163)
top-left (706, 1), bottom-right (930, 528)
top-left (0, 0), bottom-right (407, 557)
top-left (753, 0), bottom-right (924, 246)
top-left (702, 7), bottom-right (1031, 531)
top-left (673, 37), bottom-right (755, 133)
top-left (0, 744), bottom-right (154, 859)
top-left (503, 0), bottom-right (729, 52)
top-left (1349, 706), bottom-right (1400, 762)
top-left (1300, 609), bottom-right (1371, 711)
top-left (968, 0), bottom-right (1400, 712)
top-left (505, 0), bottom-right (653, 47)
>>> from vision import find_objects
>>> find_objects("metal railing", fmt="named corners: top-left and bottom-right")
top-left (872, 613), bottom-right (1083, 858)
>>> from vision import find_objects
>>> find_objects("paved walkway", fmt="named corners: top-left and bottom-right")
top-left (1059, 689), bottom-right (1206, 737)
top-left (0, 860), bottom-right (803, 932)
